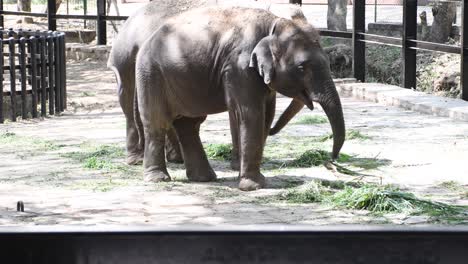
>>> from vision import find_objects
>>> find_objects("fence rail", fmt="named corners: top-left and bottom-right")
top-left (0, 0), bottom-right (467, 101)
top-left (0, 226), bottom-right (468, 263)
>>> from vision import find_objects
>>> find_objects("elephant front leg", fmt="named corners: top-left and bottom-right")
top-left (143, 128), bottom-right (171, 182)
top-left (237, 110), bottom-right (267, 191)
top-left (173, 116), bottom-right (217, 182)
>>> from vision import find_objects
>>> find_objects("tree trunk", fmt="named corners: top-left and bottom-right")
top-left (289, 0), bottom-right (302, 5)
top-left (430, 2), bottom-right (457, 43)
top-left (17, 0), bottom-right (33, 23)
top-left (42, 0), bottom-right (63, 14)
top-left (327, 0), bottom-right (347, 31)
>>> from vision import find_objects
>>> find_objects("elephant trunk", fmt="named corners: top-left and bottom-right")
top-left (269, 99), bottom-right (304, 135)
top-left (316, 82), bottom-right (345, 159)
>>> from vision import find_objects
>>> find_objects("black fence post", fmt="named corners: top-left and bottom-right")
top-left (8, 37), bottom-right (16, 121)
top-left (0, 38), bottom-right (3, 123)
top-left (97, 0), bottom-right (106, 45)
top-left (40, 36), bottom-right (47, 117)
top-left (47, 0), bottom-right (57, 31)
top-left (47, 36), bottom-right (55, 115)
top-left (0, 0), bottom-right (4, 28)
top-left (402, 0), bottom-right (417, 89)
top-left (353, 0), bottom-right (365, 82)
top-left (29, 36), bottom-right (38, 118)
top-left (19, 37), bottom-right (27, 119)
top-left (462, 0), bottom-right (468, 101)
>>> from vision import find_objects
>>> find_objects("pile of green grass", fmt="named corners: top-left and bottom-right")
top-left (288, 150), bottom-right (351, 167)
top-left (319, 130), bottom-right (371, 142)
top-left (293, 115), bottom-right (328, 125)
top-left (277, 181), bottom-right (467, 222)
top-left (205, 143), bottom-right (232, 161)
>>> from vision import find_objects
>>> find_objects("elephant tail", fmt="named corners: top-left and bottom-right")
top-left (133, 84), bottom-right (145, 150)
top-left (269, 99), bottom-right (304, 135)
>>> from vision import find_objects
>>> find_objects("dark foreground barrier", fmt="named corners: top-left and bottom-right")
top-left (0, 226), bottom-right (467, 264)
top-left (0, 29), bottom-right (66, 123)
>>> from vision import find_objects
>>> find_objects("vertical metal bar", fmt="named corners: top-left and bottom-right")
top-left (40, 36), bottom-right (47, 117)
top-left (0, 39), bottom-right (3, 123)
top-left (8, 37), bottom-right (16, 121)
top-left (47, 36), bottom-right (54, 115)
top-left (54, 35), bottom-right (60, 113)
top-left (60, 34), bottom-right (66, 109)
top-left (29, 36), bottom-right (38, 118)
top-left (402, 0), bottom-right (417, 89)
top-left (47, 0), bottom-right (57, 31)
top-left (84, 0), bottom-right (88, 29)
top-left (0, 0), bottom-right (4, 29)
top-left (353, 0), bottom-right (366, 82)
top-left (374, 0), bottom-right (378, 23)
top-left (97, 0), bottom-right (106, 45)
top-left (19, 37), bottom-right (27, 119)
top-left (462, 0), bottom-right (468, 101)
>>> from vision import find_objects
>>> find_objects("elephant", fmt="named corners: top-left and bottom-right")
top-left (108, 0), bottom-right (310, 167)
top-left (107, 0), bottom-right (214, 165)
top-left (134, 6), bottom-right (346, 191)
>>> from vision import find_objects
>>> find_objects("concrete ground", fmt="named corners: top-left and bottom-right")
top-left (0, 60), bottom-right (466, 226)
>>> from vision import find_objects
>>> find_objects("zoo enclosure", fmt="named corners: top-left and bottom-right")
top-left (0, 0), bottom-right (466, 107)
top-left (0, 29), bottom-right (66, 123)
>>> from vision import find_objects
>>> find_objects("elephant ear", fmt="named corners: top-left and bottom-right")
top-left (249, 36), bottom-right (276, 85)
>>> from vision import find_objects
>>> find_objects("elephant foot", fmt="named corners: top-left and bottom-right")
top-left (230, 159), bottom-right (240, 171)
top-left (239, 173), bottom-right (266, 191)
top-left (166, 150), bottom-right (184, 164)
top-left (187, 167), bottom-right (217, 182)
top-left (127, 152), bottom-right (144, 165)
top-left (144, 170), bottom-right (171, 183)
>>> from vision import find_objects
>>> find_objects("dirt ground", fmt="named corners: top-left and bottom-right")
top-left (0, 59), bottom-right (467, 226)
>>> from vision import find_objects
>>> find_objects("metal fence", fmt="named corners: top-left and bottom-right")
top-left (0, 29), bottom-right (66, 123)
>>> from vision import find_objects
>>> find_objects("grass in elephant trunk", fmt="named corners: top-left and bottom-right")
top-left (272, 180), bottom-right (468, 224)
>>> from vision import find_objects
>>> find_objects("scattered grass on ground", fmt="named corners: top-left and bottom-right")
top-left (62, 143), bottom-right (136, 175)
top-left (79, 91), bottom-right (96, 97)
top-left (279, 181), bottom-right (330, 203)
top-left (438, 181), bottom-right (466, 192)
top-left (0, 131), bottom-right (63, 151)
top-left (70, 178), bottom-right (132, 192)
top-left (205, 143), bottom-right (232, 161)
top-left (293, 115), bottom-right (328, 125)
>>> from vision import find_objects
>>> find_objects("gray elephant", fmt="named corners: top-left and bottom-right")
top-left (108, 0), bottom-right (213, 165)
top-left (135, 7), bottom-right (346, 191)
top-left (108, 0), bottom-right (309, 167)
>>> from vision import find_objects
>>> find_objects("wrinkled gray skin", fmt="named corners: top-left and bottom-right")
top-left (107, 0), bottom-right (303, 167)
top-left (135, 7), bottom-right (346, 191)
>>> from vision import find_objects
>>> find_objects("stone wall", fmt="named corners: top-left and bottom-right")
top-left (66, 44), bottom-right (111, 61)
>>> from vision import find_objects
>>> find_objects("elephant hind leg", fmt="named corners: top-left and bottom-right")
top-left (143, 127), bottom-right (171, 182)
top-left (173, 116), bottom-right (217, 182)
top-left (165, 126), bottom-right (184, 163)
top-left (111, 66), bottom-right (143, 165)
